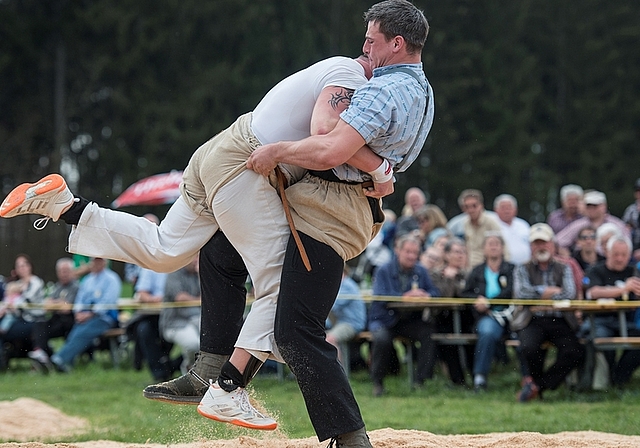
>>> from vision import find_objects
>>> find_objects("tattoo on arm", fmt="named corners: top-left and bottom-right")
top-left (328, 88), bottom-right (354, 110)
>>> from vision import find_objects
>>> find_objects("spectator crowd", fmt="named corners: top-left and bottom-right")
top-left (2, 183), bottom-right (640, 403)
top-left (0, 213), bottom-right (200, 385)
top-left (352, 182), bottom-right (640, 400)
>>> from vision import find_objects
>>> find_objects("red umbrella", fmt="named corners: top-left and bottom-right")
top-left (111, 170), bottom-right (183, 208)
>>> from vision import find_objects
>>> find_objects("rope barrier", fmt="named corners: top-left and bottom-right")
top-left (7, 295), bottom-right (640, 311)
top-left (355, 295), bottom-right (640, 308)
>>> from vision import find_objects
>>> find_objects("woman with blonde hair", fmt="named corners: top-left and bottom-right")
top-left (415, 204), bottom-right (450, 248)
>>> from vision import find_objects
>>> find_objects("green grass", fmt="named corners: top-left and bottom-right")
top-left (0, 351), bottom-right (639, 443)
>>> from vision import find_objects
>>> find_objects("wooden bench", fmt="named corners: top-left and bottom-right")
top-left (340, 331), bottom-right (416, 385)
top-left (505, 338), bottom-right (521, 347)
top-left (592, 337), bottom-right (640, 351)
top-left (97, 327), bottom-right (130, 368)
top-left (431, 333), bottom-right (477, 345)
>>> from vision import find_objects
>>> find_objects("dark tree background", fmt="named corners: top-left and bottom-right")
top-left (1, 0), bottom-right (639, 280)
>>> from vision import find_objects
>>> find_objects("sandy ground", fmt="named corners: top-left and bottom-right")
top-left (1, 398), bottom-right (639, 448)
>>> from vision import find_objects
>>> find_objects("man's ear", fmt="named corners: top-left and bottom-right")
top-left (392, 36), bottom-right (405, 52)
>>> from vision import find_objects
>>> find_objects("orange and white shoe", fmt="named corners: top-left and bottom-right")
top-left (197, 380), bottom-right (277, 430)
top-left (0, 174), bottom-right (74, 228)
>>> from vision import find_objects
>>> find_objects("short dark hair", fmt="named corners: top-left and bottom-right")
top-left (458, 189), bottom-right (484, 208)
top-left (364, 0), bottom-right (429, 54)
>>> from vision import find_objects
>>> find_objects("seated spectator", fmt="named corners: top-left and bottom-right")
top-left (127, 266), bottom-right (181, 382)
top-left (414, 204), bottom-right (450, 249)
top-left (547, 184), bottom-right (584, 234)
top-left (461, 233), bottom-right (515, 391)
top-left (395, 187), bottom-right (427, 238)
top-left (622, 178), bottom-right (640, 261)
top-left (429, 237), bottom-right (475, 385)
top-left (615, 308), bottom-right (640, 385)
top-left (512, 223), bottom-right (584, 402)
top-left (447, 189), bottom-right (500, 242)
top-left (459, 189), bottom-right (506, 269)
top-left (49, 257), bottom-right (121, 372)
top-left (583, 235), bottom-right (640, 386)
top-left (0, 254), bottom-right (45, 367)
top-left (420, 245), bottom-right (444, 272)
top-left (0, 281), bottom-right (24, 334)
top-left (27, 258), bottom-right (79, 369)
top-left (325, 266), bottom-right (367, 365)
top-left (369, 235), bottom-right (439, 397)
top-left (493, 194), bottom-right (531, 265)
top-left (572, 226), bottom-right (605, 273)
top-left (556, 191), bottom-right (629, 254)
top-left (554, 243), bottom-right (585, 301)
top-left (352, 210), bottom-right (396, 287)
top-left (431, 234), bottom-right (450, 253)
top-left (596, 222), bottom-right (623, 256)
top-left (160, 256), bottom-right (201, 374)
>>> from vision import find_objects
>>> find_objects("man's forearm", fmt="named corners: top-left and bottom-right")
top-left (248, 119), bottom-right (366, 174)
top-left (347, 146), bottom-right (384, 173)
top-left (270, 137), bottom-right (340, 170)
top-left (273, 134), bottom-right (365, 171)
top-left (274, 139), bottom-right (386, 178)
top-left (588, 285), bottom-right (624, 299)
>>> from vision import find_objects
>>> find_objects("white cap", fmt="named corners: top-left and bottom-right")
top-left (584, 191), bottom-right (606, 205)
top-left (529, 223), bottom-right (554, 242)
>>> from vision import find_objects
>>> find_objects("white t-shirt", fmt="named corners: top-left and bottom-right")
top-left (498, 217), bottom-right (532, 265)
top-left (251, 56), bottom-right (367, 145)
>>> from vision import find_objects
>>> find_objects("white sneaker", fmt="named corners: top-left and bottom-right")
top-left (28, 348), bottom-right (53, 372)
top-left (197, 380), bottom-right (277, 430)
top-left (0, 174), bottom-right (74, 228)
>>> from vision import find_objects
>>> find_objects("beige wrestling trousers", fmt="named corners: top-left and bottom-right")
top-left (68, 113), bottom-right (381, 362)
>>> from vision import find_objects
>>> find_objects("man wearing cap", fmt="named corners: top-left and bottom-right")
top-left (622, 178), bottom-right (640, 261)
top-left (556, 190), bottom-right (629, 253)
top-left (512, 223), bottom-right (584, 402)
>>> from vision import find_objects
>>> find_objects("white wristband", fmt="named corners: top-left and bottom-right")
top-left (369, 159), bottom-right (393, 183)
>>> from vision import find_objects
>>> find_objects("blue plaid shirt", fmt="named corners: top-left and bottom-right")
top-left (335, 63), bottom-right (434, 182)
top-left (73, 268), bottom-right (122, 324)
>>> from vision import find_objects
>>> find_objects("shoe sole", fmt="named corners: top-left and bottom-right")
top-left (517, 389), bottom-right (539, 402)
top-left (142, 391), bottom-right (202, 405)
top-left (197, 406), bottom-right (278, 431)
top-left (30, 358), bottom-right (51, 374)
top-left (0, 174), bottom-right (66, 217)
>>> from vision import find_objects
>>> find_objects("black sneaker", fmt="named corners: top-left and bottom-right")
top-left (517, 376), bottom-right (540, 402)
top-left (327, 428), bottom-right (372, 448)
top-left (473, 382), bottom-right (487, 393)
top-left (0, 346), bottom-right (8, 372)
top-left (143, 370), bottom-right (208, 404)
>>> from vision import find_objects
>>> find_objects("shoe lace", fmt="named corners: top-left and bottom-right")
top-left (33, 217), bottom-right (51, 230)
top-left (236, 389), bottom-right (270, 419)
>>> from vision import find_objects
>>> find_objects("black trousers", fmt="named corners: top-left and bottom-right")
top-left (370, 315), bottom-right (437, 386)
top-left (274, 233), bottom-right (365, 442)
top-left (517, 316), bottom-right (585, 391)
top-left (611, 328), bottom-right (640, 386)
top-left (197, 231), bottom-right (248, 355)
top-left (31, 313), bottom-right (75, 355)
top-left (129, 315), bottom-right (175, 381)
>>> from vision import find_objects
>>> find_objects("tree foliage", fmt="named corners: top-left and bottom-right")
top-left (1, 0), bottom-right (640, 277)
